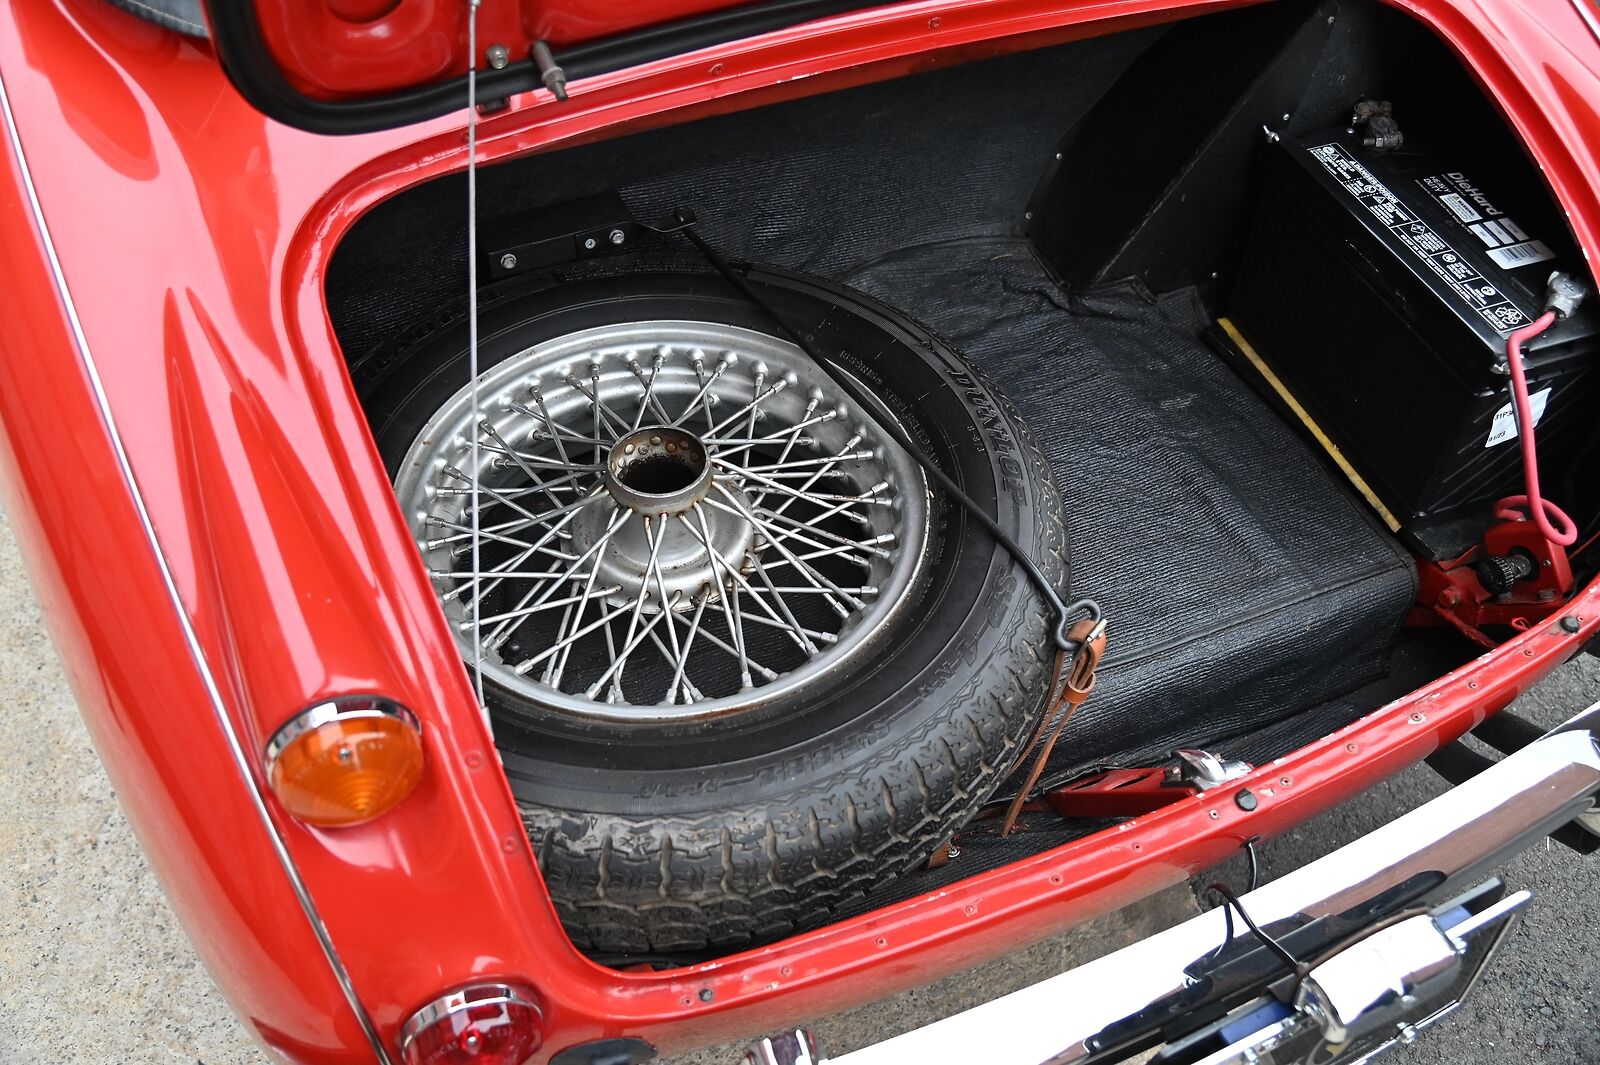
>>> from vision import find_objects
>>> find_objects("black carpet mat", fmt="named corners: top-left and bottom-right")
top-left (841, 237), bottom-right (1417, 780)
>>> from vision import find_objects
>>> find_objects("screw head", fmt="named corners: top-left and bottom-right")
top-left (485, 43), bottom-right (510, 69)
top-left (609, 228), bottom-right (626, 245)
top-left (499, 252), bottom-right (518, 270)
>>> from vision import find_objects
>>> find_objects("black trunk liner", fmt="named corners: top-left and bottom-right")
top-left (836, 238), bottom-right (1417, 782)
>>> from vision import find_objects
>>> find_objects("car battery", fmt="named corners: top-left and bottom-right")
top-left (1227, 124), bottom-right (1598, 557)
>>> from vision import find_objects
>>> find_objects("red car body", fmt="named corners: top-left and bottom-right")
top-left (0, 0), bottom-right (1597, 1061)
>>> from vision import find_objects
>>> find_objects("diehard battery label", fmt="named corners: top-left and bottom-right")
top-left (1306, 143), bottom-right (1530, 335)
top-left (1417, 171), bottom-right (1555, 272)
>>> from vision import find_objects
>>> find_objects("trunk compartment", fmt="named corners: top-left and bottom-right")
top-left (325, 0), bottom-right (1598, 958)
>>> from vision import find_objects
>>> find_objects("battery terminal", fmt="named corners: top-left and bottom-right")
top-left (1543, 270), bottom-right (1588, 320)
top-left (1350, 99), bottom-right (1404, 152)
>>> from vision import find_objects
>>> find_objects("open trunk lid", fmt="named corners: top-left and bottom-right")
top-left (200, 0), bottom-right (875, 133)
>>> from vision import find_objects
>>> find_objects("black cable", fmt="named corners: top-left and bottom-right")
top-left (673, 214), bottom-right (1100, 651)
top-left (1205, 883), bottom-right (1302, 976)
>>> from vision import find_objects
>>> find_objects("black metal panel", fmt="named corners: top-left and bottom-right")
top-left (1025, 0), bottom-right (1336, 294)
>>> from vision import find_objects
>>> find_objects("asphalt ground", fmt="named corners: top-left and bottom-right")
top-left (0, 505), bottom-right (1594, 1064)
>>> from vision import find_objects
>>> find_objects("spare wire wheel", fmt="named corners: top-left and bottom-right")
top-left (394, 320), bottom-right (930, 719)
top-left (359, 260), bottom-right (1066, 954)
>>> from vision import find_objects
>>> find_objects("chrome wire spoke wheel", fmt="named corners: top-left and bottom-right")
top-left (395, 320), bottom-right (931, 721)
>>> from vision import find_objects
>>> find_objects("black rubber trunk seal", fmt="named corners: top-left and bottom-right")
top-left (203, 0), bottom-right (876, 136)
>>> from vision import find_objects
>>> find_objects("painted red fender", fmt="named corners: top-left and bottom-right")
top-left (0, 0), bottom-right (1597, 1062)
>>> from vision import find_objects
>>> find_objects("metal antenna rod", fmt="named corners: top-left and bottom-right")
top-left (466, 0), bottom-right (489, 725)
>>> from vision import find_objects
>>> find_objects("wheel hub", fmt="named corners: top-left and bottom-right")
top-left (574, 426), bottom-right (759, 613)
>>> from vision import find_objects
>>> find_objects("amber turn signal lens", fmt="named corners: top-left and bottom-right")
top-left (264, 697), bottom-right (424, 827)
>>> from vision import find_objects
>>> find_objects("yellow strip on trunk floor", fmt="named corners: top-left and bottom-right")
top-left (1218, 317), bottom-right (1403, 532)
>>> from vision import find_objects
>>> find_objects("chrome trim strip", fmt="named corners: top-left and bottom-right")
top-left (0, 62), bottom-right (394, 1065)
top-left (398, 982), bottom-right (542, 1052)
top-left (264, 695), bottom-right (421, 768)
top-left (1567, 0), bottom-right (1600, 48)
top-left (826, 705), bottom-right (1600, 1065)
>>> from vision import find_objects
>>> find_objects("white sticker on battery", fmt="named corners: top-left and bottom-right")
top-left (1486, 386), bottom-right (1552, 447)
top-left (1311, 144), bottom-right (1532, 335)
top-left (1439, 192), bottom-right (1483, 223)
top-left (1487, 239), bottom-right (1555, 270)
top-left (1468, 222), bottom-right (1501, 248)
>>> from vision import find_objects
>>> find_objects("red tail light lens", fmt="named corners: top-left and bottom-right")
top-left (399, 983), bottom-right (543, 1065)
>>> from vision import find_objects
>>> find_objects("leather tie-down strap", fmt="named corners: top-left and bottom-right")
top-left (1000, 618), bottom-right (1107, 837)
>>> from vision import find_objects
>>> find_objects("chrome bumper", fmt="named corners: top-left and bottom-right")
top-left (802, 704), bottom-right (1600, 1065)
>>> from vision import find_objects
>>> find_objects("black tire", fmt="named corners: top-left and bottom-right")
top-left (354, 257), bottom-right (1067, 955)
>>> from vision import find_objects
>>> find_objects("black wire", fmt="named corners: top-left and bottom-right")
top-left (1205, 882), bottom-right (1302, 975)
top-left (673, 215), bottom-right (1100, 651)
top-left (1204, 837), bottom-right (1262, 963)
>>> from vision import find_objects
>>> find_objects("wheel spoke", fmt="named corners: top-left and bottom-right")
top-left (647, 524), bottom-right (688, 703)
top-left (705, 495), bottom-right (875, 564)
top-left (684, 506), bottom-right (752, 689)
top-left (440, 486), bottom-right (605, 603)
top-left (676, 505), bottom-right (816, 654)
top-left (744, 394), bottom-right (819, 507)
top-left (513, 601), bottom-right (633, 674)
top-left (627, 349), bottom-right (675, 428)
top-left (595, 516), bottom-right (668, 702)
top-left (705, 407), bottom-right (836, 447)
top-left (709, 462), bottom-right (885, 513)
top-left (667, 592), bottom-right (710, 702)
top-left (673, 351), bottom-right (730, 429)
top-left (763, 433), bottom-right (865, 519)
top-left (712, 484), bottom-right (866, 614)
top-left (463, 586), bottom-right (622, 629)
top-left (545, 540), bottom-right (614, 687)
top-left (513, 386), bottom-right (567, 468)
top-left (562, 369), bottom-right (633, 438)
top-left (750, 554), bottom-right (827, 650)
top-left (703, 375), bottom-right (786, 438)
top-left (738, 450), bottom-right (875, 475)
top-left (489, 505), bottom-right (631, 649)
top-left (750, 505), bottom-right (895, 557)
